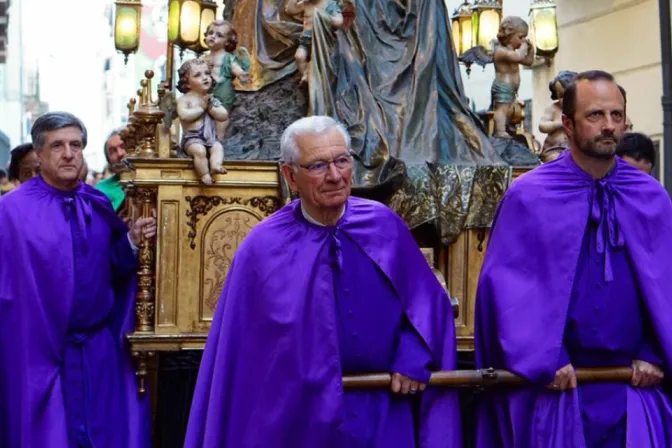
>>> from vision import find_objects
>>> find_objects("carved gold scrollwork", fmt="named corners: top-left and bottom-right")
top-left (134, 187), bottom-right (158, 333)
top-left (185, 195), bottom-right (282, 249)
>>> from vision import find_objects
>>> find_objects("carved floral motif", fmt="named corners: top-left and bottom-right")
top-left (185, 195), bottom-right (281, 249)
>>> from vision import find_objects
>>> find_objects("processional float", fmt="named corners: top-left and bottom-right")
top-left (111, 0), bottom-right (618, 400)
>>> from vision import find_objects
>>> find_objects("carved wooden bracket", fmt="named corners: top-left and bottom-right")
top-left (184, 195), bottom-right (281, 250)
top-left (132, 350), bottom-right (155, 395)
top-left (134, 187), bottom-right (158, 333)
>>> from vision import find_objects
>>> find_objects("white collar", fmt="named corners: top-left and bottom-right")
top-left (300, 201), bottom-right (345, 227)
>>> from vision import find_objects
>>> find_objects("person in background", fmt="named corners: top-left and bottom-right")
top-left (0, 112), bottom-right (154, 448)
top-left (96, 129), bottom-right (127, 213)
top-left (0, 169), bottom-right (10, 195)
top-left (616, 132), bottom-right (656, 175)
top-left (7, 143), bottom-right (39, 186)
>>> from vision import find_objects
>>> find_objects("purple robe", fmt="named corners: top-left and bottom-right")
top-left (0, 176), bottom-right (151, 447)
top-left (185, 197), bottom-right (461, 447)
top-left (474, 151), bottom-right (672, 447)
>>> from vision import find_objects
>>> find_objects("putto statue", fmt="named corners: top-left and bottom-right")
top-left (538, 70), bottom-right (577, 162)
top-left (176, 58), bottom-right (229, 184)
top-left (458, 16), bottom-right (535, 138)
top-left (285, 0), bottom-right (345, 84)
top-left (491, 17), bottom-right (535, 137)
top-left (202, 20), bottom-right (251, 140)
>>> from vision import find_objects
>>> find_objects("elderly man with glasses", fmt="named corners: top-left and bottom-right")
top-left (185, 115), bottom-right (461, 447)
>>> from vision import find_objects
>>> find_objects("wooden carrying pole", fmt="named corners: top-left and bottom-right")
top-left (342, 367), bottom-right (634, 389)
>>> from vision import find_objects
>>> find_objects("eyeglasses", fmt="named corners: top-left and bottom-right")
top-left (297, 154), bottom-right (353, 174)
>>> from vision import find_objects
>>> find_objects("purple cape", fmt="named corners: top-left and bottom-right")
top-left (185, 197), bottom-right (461, 447)
top-left (0, 177), bottom-right (150, 447)
top-left (474, 152), bottom-right (672, 446)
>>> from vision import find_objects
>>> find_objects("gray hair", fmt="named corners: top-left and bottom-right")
top-left (280, 116), bottom-right (351, 165)
top-left (31, 112), bottom-right (88, 150)
top-left (103, 127), bottom-right (125, 163)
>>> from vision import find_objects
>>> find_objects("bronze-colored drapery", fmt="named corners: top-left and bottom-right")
top-left (231, 0), bottom-right (512, 244)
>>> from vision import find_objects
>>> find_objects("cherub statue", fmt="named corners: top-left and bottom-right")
top-left (491, 17), bottom-right (535, 137)
top-left (176, 58), bottom-right (229, 185)
top-left (285, 0), bottom-right (345, 84)
top-left (202, 20), bottom-right (251, 141)
top-left (538, 70), bottom-right (576, 162)
top-left (458, 17), bottom-right (535, 138)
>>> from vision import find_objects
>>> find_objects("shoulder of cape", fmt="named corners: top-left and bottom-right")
top-left (238, 197), bottom-right (403, 253)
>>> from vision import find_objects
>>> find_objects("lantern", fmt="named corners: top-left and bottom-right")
top-left (451, 1), bottom-right (473, 56)
top-left (471, 0), bottom-right (502, 53)
top-left (198, 0), bottom-right (217, 51)
top-left (529, 0), bottom-right (559, 60)
top-left (168, 0), bottom-right (202, 50)
top-left (114, 0), bottom-right (142, 64)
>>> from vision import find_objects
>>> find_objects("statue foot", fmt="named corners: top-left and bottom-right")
top-left (211, 165), bottom-right (228, 174)
top-left (201, 174), bottom-right (213, 185)
top-left (494, 132), bottom-right (512, 138)
top-left (299, 74), bottom-right (308, 85)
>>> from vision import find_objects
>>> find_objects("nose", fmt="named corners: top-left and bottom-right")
top-left (62, 144), bottom-right (75, 159)
top-left (602, 116), bottom-right (617, 134)
top-left (325, 162), bottom-right (342, 181)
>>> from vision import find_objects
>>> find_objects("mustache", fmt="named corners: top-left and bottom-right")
top-left (594, 134), bottom-right (618, 143)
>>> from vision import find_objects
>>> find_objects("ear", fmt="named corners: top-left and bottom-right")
top-left (561, 114), bottom-right (574, 140)
top-left (280, 163), bottom-right (298, 193)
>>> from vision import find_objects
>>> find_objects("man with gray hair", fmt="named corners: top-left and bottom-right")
top-left (186, 115), bottom-right (461, 447)
top-left (0, 112), bottom-right (154, 447)
top-left (96, 128), bottom-right (127, 213)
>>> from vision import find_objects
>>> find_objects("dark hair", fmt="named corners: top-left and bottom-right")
top-left (0, 169), bottom-right (6, 179)
top-left (103, 127), bottom-right (124, 164)
top-left (616, 132), bottom-right (656, 167)
top-left (31, 111), bottom-right (88, 150)
top-left (562, 70), bottom-right (627, 121)
top-left (7, 143), bottom-right (35, 181)
top-left (549, 70), bottom-right (577, 100)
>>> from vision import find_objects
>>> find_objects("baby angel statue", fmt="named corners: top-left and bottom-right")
top-left (176, 58), bottom-right (229, 185)
top-left (202, 20), bottom-right (251, 141)
top-left (459, 16), bottom-right (535, 138)
top-left (284, 0), bottom-right (348, 84)
top-left (538, 70), bottom-right (577, 162)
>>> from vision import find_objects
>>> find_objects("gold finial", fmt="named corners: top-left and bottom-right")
top-left (128, 98), bottom-right (137, 116)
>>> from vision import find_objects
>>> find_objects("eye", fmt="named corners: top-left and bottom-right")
top-left (309, 162), bottom-right (327, 171)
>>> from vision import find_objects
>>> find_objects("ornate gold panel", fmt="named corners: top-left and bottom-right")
top-left (156, 200), bottom-right (180, 328)
top-left (199, 207), bottom-right (264, 321)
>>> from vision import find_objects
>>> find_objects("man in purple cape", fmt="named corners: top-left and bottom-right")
top-left (0, 112), bottom-right (155, 447)
top-left (185, 116), bottom-right (461, 447)
top-left (475, 70), bottom-right (672, 447)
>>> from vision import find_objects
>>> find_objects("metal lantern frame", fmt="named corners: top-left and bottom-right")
top-left (188, 0), bottom-right (218, 54)
top-left (529, 0), bottom-right (559, 61)
top-left (168, 0), bottom-right (203, 51)
top-left (451, 1), bottom-right (473, 57)
top-left (470, 0), bottom-right (502, 53)
top-left (114, 0), bottom-right (143, 63)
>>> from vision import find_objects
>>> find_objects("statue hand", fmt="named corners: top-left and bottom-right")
top-left (237, 72), bottom-right (251, 84)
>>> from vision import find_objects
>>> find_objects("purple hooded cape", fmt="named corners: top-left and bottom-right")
top-left (185, 197), bottom-right (460, 447)
top-left (0, 177), bottom-right (150, 447)
top-left (474, 151), bottom-right (672, 446)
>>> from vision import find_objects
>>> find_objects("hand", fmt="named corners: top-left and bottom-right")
top-left (548, 363), bottom-right (577, 391)
top-left (237, 72), bottom-right (252, 84)
top-left (390, 372), bottom-right (426, 395)
top-left (632, 360), bottom-right (664, 388)
top-left (129, 215), bottom-right (157, 246)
